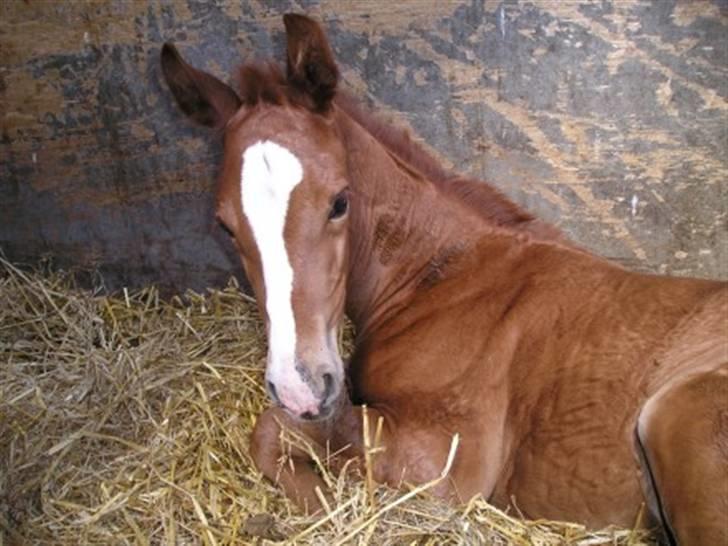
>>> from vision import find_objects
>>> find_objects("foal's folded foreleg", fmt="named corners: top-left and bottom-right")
top-left (250, 403), bottom-right (387, 512)
top-left (250, 407), bottom-right (332, 512)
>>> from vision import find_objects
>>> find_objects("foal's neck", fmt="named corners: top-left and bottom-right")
top-left (337, 110), bottom-right (486, 338)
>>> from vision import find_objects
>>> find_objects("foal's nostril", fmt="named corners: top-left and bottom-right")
top-left (322, 372), bottom-right (334, 401)
top-left (266, 380), bottom-right (280, 405)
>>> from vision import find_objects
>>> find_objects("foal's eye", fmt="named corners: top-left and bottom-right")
top-left (328, 191), bottom-right (349, 220)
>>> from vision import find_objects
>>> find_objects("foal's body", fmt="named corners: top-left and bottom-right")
top-left (252, 98), bottom-right (727, 540)
top-left (317, 103), bottom-right (726, 529)
top-left (162, 14), bottom-right (727, 544)
top-left (351, 224), bottom-right (724, 527)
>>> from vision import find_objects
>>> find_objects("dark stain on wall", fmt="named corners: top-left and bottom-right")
top-left (1, 1), bottom-right (726, 293)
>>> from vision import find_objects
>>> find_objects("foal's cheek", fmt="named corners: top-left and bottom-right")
top-left (326, 232), bottom-right (348, 280)
top-left (326, 249), bottom-right (348, 308)
top-left (240, 256), bottom-right (267, 317)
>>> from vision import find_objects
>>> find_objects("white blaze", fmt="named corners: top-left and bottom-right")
top-left (241, 140), bottom-right (302, 380)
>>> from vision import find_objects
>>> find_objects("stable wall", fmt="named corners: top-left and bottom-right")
top-left (1, 1), bottom-right (726, 292)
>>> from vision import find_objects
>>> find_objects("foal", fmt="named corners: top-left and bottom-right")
top-left (161, 14), bottom-right (727, 545)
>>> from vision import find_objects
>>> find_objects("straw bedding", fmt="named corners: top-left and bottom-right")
top-left (0, 257), bottom-right (656, 545)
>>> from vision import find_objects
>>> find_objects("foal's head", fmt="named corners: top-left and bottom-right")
top-left (161, 15), bottom-right (350, 420)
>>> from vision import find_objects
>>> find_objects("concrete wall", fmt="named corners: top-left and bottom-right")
top-left (2, 0), bottom-right (726, 293)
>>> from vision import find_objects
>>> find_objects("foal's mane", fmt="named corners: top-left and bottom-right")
top-left (237, 62), bottom-right (561, 239)
top-left (334, 93), bottom-right (562, 239)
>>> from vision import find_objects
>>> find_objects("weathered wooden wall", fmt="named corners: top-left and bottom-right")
top-left (1, 1), bottom-right (726, 292)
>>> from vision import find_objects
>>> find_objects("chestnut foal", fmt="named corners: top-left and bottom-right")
top-left (161, 14), bottom-right (727, 545)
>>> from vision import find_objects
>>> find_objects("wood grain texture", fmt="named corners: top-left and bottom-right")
top-left (1, 0), bottom-right (726, 292)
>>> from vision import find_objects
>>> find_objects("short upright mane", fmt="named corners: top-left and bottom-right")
top-left (334, 93), bottom-right (561, 239)
top-left (235, 61), bottom-right (560, 239)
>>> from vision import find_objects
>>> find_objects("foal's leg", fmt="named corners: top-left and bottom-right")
top-left (250, 406), bottom-right (332, 512)
top-left (250, 402), bottom-right (385, 512)
top-left (636, 366), bottom-right (728, 545)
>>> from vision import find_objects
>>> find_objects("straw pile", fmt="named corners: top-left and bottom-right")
top-left (0, 257), bottom-right (656, 545)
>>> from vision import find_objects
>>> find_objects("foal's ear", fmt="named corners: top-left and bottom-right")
top-left (283, 14), bottom-right (339, 112)
top-left (161, 43), bottom-right (241, 129)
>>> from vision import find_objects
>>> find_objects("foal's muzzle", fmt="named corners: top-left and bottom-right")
top-left (265, 362), bottom-right (342, 420)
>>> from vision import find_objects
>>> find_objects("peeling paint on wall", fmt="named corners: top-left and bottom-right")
top-left (1, 1), bottom-right (726, 292)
